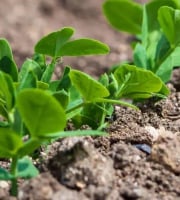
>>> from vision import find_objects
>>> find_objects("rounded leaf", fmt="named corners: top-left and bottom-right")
top-left (58, 38), bottom-right (109, 56)
top-left (103, 0), bottom-right (142, 34)
top-left (69, 70), bottom-right (109, 101)
top-left (16, 89), bottom-right (66, 137)
top-left (34, 27), bottom-right (74, 57)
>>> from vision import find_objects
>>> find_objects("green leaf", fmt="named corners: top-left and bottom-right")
top-left (0, 167), bottom-right (13, 180)
top-left (72, 103), bottom-right (107, 129)
top-left (146, 0), bottom-right (178, 32)
top-left (0, 72), bottom-right (15, 111)
top-left (53, 90), bottom-right (69, 109)
top-left (0, 128), bottom-right (23, 158)
top-left (19, 59), bottom-right (42, 82)
top-left (34, 27), bottom-right (74, 57)
top-left (158, 6), bottom-right (180, 46)
top-left (114, 64), bottom-right (169, 99)
top-left (69, 70), bottom-right (109, 102)
top-left (103, 0), bottom-right (142, 34)
top-left (133, 43), bottom-right (148, 69)
top-left (56, 66), bottom-right (71, 91)
top-left (37, 81), bottom-right (49, 90)
top-left (16, 89), bottom-right (66, 138)
top-left (156, 46), bottom-right (180, 82)
top-left (18, 70), bottom-right (37, 91)
top-left (58, 38), bottom-right (109, 56)
top-left (0, 39), bottom-right (18, 81)
top-left (16, 157), bottom-right (39, 179)
top-left (17, 138), bottom-right (42, 157)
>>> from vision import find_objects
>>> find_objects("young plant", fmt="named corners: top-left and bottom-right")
top-left (64, 64), bottom-right (169, 129)
top-left (0, 28), bottom-right (109, 196)
top-left (0, 25), bottom-right (170, 196)
top-left (103, 0), bottom-right (180, 82)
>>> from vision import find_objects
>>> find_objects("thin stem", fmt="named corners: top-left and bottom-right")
top-left (66, 102), bottom-right (84, 114)
top-left (95, 98), bottom-right (138, 110)
top-left (10, 156), bottom-right (18, 196)
top-left (41, 57), bottom-right (57, 83)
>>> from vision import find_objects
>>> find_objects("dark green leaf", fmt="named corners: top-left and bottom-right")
top-left (34, 27), bottom-right (74, 57)
top-left (0, 39), bottom-right (18, 81)
top-left (16, 157), bottom-right (39, 178)
top-left (53, 90), bottom-right (69, 109)
top-left (0, 72), bottom-right (15, 111)
top-left (69, 70), bottom-right (109, 101)
top-left (59, 38), bottom-right (109, 56)
top-left (0, 167), bottom-right (13, 180)
top-left (103, 0), bottom-right (142, 34)
top-left (0, 57), bottom-right (18, 81)
top-left (16, 89), bottom-right (66, 138)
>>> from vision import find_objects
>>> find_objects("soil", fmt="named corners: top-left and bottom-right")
top-left (0, 0), bottom-right (179, 200)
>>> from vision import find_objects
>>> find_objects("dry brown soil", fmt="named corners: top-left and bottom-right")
top-left (0, 0), bottom-right (179, 200)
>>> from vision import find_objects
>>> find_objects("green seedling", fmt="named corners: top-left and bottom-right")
top-left (0, 28), bottom-right (108, 196)
top-left (0, 77), bottom-right (105, 196)
top-left (0, 25), bottom-right (170, 196)
top-left (64, 64), bottom-right (168, 129)
top-left (103, 0), bottom-right (180, 82)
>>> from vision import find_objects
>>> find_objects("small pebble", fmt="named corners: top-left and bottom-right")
top-left (134, 144), bottom-right (151, 154)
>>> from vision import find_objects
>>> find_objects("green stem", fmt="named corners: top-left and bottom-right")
top-left (10, 156), bottom-right (18, 196)
top-left (95, 98), bottom-right (138, 110)
top-left (66, 102), bottom-right (84, 114)
top-left (41, 58), bottom-right (57, 83)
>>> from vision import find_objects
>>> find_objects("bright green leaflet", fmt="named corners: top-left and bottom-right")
top-left (58, 38), bottom-right (110, 56)
top-left (69, 69), bottom-right (110, 102)
top-left (103, 0), bottom-right (142, 34)
top-left (0, 39), bottom-right (18, 81)
top-left (34, 27), bottom-right (74, 57)
top-left (16, 89), bottom-right (66, 138)
top-left (114, 64), bottom-right (169, 99)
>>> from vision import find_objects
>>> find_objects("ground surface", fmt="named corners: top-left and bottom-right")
top-left (0, 0), bottom-right (179, 199)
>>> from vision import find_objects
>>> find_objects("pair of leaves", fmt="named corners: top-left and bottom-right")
top-left (35, 27), bottom-right (109, 58)
top-left (70, 65), bottom-right (168, 101)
